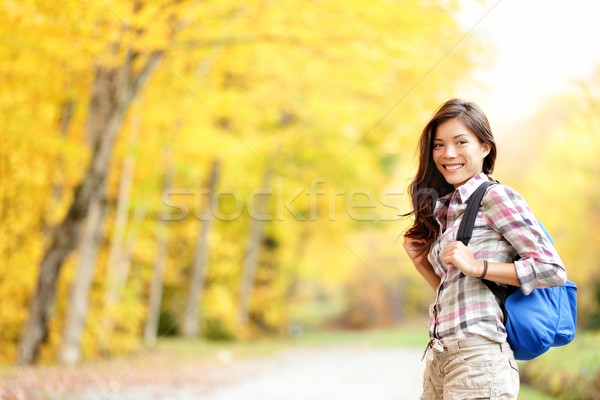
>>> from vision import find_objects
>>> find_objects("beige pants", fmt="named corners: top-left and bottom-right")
top-left (421, 336), bottom-right (519, 400)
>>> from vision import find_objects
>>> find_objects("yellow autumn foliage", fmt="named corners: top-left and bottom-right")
top-left (1, 0), bottom-right (486, 363)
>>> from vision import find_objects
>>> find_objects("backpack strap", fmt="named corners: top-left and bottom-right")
top-left (456, 181), bottom-right (496, 246)
top-left (456, 181), bottom-right (509, 318)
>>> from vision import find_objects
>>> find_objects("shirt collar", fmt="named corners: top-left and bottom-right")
top-left (435, 172), bottom-right (489, 210)
top-left (455, 172), bottom-right (490, 203)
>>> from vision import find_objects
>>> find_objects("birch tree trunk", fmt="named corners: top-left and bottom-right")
top-left (99, 138), bottom-right (137, 350)
top-left (58, 189), bottom-right (106, 365)
top-left (105, 153), bottom-right (136, 295)
top-left (237, 167), bottom-right (272, 327)
top-left (17, 51), bottom-right (162, 365)
top-left (143, 167), bottom-right (173, 346)
top-left (181, 160), bottom-right (220, 338)
top-left (116, 206), bottom-right (146, 290)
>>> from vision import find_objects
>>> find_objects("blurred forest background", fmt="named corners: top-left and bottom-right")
top-left (1, 0), bottom-right (599, 377)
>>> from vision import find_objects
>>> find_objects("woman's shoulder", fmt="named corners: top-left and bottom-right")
top-left (483, 182), bottom-right (529, 208)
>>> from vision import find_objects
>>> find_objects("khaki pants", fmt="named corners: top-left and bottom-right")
top-left (421, 336), bottom-right (519, 400)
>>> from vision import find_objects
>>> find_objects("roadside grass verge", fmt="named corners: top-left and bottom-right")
top-left (296, 323), bottom-right (429, 348)
top-left (519, 386), bottom-right (558, 400)
top-left (519, 331), bottom-right (600, 400)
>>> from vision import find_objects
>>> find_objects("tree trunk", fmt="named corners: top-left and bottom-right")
top-left (105, 154), bottom-right (136, 294)
top-left (237, 167), bottom-right (272, 326)
top-left (100, 205), bottom-right (147, 353)
top-left (143, 167), bottom-right (173, 346)
top-left (62, 123), bottom-right (139, 362)
top-left (17, 51), bottom-right (162, 365)
top-left (116, 205), bottom-right (146, 292)
top-left (58, 189), bottom-right (106, 366)
top-left (51, 98), bottom-right (75, 202)
top-left (100, 135), bottom-right (137, 350)
top-left (181, 160), bottom-right (220, 338)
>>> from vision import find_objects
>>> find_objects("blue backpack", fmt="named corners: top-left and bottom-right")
top-left (457, 181), bottom-right (577, 360)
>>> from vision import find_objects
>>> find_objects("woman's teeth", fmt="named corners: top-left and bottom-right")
top-left (445, 164), bottom-right (463, 171)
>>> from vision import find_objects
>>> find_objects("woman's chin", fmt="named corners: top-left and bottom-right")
top-left (443, 175), bottom-right (467, 188)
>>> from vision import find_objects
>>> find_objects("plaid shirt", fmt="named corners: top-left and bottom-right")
top-left (427, 173), bottom-right (567, 342)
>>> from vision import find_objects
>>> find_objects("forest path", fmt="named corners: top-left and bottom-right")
top-left (9, 345), bottom-right (425, 400)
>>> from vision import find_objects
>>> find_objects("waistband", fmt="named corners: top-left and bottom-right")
top-left (422, 336), bottom-right (508, 361)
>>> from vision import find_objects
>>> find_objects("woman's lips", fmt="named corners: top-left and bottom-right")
top-left (443, 164), bottom-right (464, 172)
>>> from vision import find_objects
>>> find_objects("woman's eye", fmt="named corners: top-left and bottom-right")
top-left (457, 140), bottom-right (468, 145)
top-left (433, 143), bottom-right (443, 148)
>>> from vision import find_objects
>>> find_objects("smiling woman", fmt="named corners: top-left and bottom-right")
top-left (402, 99), bottom-right (568, 399)
top-left (402, 100), bottom-right (497, 254)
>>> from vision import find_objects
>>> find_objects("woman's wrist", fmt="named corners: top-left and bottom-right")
top-left (479, 260), bottom-right (488, 279)
top-left (469, 260), bottom-right (486, 278)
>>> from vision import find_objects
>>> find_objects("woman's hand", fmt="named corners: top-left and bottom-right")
top-left (403, 236), bottom-right (430, 266)
top-left (442, 241), bottom-right (482, 277)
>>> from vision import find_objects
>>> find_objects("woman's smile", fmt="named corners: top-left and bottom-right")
top-left (443, 163), bottom-right (464, 171)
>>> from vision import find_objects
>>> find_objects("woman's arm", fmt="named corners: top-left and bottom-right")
top-left (415, 259), bottom-right (442, 291)
top-left (403, 236), bottom-right (441, 290)
top-left (477, 261), bottom-right (519, 286)
top-left (484, 185), bottom-right (567, 294)
top-left (443, 185), bottom-right (567, 291)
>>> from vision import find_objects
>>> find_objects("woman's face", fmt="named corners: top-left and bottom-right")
top-left (432, 117), bottom-right (490, 188)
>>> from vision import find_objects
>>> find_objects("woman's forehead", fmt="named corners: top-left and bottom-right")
top-left (434, 118), bottom-right (476, 140)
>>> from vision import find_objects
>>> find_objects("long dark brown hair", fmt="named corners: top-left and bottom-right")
top-left (405, 99), bottom-right (497, 252)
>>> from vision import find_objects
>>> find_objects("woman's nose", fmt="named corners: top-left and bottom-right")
top-left (443, 145), bottom-right (457, 158)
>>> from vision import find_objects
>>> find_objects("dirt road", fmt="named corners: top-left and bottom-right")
top-left (199, 347), bottom-right (424, 400)
top-left (37, 346), bottom-right (424, 400)
top-left (5, 345), bottom-right (424, 400)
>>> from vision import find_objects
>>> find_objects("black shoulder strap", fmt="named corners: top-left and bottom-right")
top-left (456, 181), bottom-right (508, 310)
top-left (456, 181), bottom-right (496, 246)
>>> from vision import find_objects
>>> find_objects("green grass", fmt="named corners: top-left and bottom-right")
top-left (519, 386), bottom-right (558, 400)
top-left (113, 335), bottom-right (291, 368)
top-left (296, 324), bottom-right (429, 347)
top-left (519, 331), bottom-right (600, 400)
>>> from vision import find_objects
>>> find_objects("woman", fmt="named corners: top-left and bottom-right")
top-left (403, 99), bottom-right (567, 399)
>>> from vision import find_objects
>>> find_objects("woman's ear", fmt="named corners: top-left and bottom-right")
top-left (482, 142), bottom-right (491, 157)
